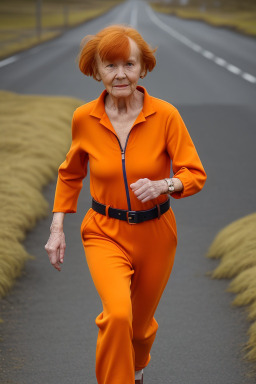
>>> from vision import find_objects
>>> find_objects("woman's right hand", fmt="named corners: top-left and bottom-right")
top-left (45, 230), bottom-right (66, 271)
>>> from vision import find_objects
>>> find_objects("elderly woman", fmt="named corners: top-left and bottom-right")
top-left (45, 25), bottom-right (206, 384)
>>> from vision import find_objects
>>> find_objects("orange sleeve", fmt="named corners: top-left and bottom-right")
top-left (166, 108), bottom-right (207, 199)
top-left (52, 113), bottom-right (88, 213)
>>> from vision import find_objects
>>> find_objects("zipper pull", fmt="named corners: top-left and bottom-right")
top-left (121, 150), bottom-right (125, 160)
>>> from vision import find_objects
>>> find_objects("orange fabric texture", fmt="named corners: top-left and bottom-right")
top-left (52, 86), bottom-right (206, 384)
top-left (52, 86), bottom-right (206, 213)
top-left (81, 208), bottom-right (177, 384)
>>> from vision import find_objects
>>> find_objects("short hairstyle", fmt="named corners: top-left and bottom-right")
top-left (78, 25), bottom-right (157, 80)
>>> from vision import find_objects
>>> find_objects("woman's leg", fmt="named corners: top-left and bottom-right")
top-left (130, 209), bottom-right (177, 370)
top-left (83, 235), bottom-right (135, 384)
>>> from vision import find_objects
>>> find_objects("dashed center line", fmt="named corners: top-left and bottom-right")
top-left (202, 50), bottom-right (215, 59)
top-left (242, 73), bottom-right (256, 83)
top-left (190, 43), bottom-right (202, 53)
top-left (0, 45), bottom-right (45, 68)
top-left (1, 3), bottom-right (256, 87)
top-left (227, 64), bottom-right (241, 75)
top-left (146, 5), bottom-right (256, 85)
top-left (214, 57), bottom-right (227, 66)
top-left (0, 56), bottom-right (18, 68)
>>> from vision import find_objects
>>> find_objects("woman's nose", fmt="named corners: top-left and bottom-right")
top-left (116, 66), bottom-right (126, 78)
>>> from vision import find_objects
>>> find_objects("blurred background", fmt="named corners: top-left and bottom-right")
top-left (0, 0), bottom-right (255, 60)
top-left (0, 0), bottom-right (124, 59)
top-left (0, 0), bottom-right (256, 383)
top-left (149, 0), bottom-right (256, 36)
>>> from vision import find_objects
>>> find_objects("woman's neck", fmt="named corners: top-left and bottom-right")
top-left (105, 89), bottom-right (144, 114)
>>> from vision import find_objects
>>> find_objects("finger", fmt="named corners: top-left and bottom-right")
top-left (130, 178), bottom-right (147, 190)
top-left (48, 247), bottom-right (60, 265)
top-left (59, 245), bottom-right (65, 263)
top-left (56, 247), bottom-right (60, 261)
top-left (135, 190), bottom-right (150, 201)
top-left (131, 180), bottom-right (150, 196)
top-left (141, 195), bottom-right (151, 203)
top-left (133, 184), bottom-right (148, 197)
top-left (53, 262), bottom-right (61, 272)
top-left (130, 179), bottom-right (144, 190)
top-left (59, 235), bottom-right (66, 263)
top-left (53, 249), bottom-right (61, 270)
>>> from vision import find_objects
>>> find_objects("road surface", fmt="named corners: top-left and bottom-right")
top-left (1, 0), bottom-right (256, 383)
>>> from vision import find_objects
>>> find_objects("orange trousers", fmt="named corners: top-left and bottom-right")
top-left (81, 206), bottom-right (177, 384)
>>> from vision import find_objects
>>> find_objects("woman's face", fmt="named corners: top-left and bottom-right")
top-left (95, 38), bottom-right (143, 99)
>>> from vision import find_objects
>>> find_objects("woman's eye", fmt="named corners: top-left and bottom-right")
top-left (106, 64), bottom-right (114, 68)
top-left (126, 62), bottom-right (134, 66)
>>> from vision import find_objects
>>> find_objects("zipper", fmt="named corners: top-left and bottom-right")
top-left (116, 133), bottom-right (132, 211)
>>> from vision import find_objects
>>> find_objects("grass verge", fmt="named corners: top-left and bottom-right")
top-left (0, 0), bottom-right (124, 60)
top-left (150, 1), bottom-right (256, 37)
top-left (206, 213), bottom-right (256, 361)
top-left (0, 90), bottom-right (83, 298)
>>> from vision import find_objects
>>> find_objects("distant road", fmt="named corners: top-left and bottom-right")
top-left (1, 0), bottom-right (256, 383)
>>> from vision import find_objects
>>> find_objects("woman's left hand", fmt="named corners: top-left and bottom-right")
top-left (130, 178), bottom-right (167, 203)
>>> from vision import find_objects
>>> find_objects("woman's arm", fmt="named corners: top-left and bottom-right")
top-left (52, 113), bottom-right (89, 214)
top-left (50, 212), bottom-right (65, 231)
top-left (165, 108), bottom-right (207, 198)
top-left (45, 212), bottom-right (66, 271)
top-left (46, 112), bottom-right (88, 270)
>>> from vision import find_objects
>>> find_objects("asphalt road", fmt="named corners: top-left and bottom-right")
top-left (1, 0), bottom-right (256, 383)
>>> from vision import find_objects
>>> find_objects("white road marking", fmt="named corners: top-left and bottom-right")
top-left (214, 57), bottom-right (227, 66)
top-left (242, 73), bottom-right (256, 83)
top-left (0, 56), bottom-right (18, 68)
top-left (146, 5), bottom-right (256, 85)
top-left (202, 50), bottom-right (215, 59)
top-left (227, 64), bottom-right (241, 75)
top-left (130, 4), bottom-right (138, 27)
top-left (190, 43), bottom-right (202, 52)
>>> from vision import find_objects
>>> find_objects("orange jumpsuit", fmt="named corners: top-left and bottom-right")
top-left (52, 86), bottom-right (206, 384)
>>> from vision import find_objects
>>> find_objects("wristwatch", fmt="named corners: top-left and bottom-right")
top-left (164, 178), bottom-right (175, 193)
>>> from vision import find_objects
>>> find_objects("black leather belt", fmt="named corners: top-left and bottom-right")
top-left (92, 198), bottom-right (170, 224)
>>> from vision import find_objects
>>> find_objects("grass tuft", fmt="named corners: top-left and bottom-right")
top-left (206, 212), bottom-right (256, 361)
top-left (247, 322), bottom-right (256, 361)
top-left (207, 212), bottom-right (256, 267)
top-left (0, 90), bottom-right (83, 298)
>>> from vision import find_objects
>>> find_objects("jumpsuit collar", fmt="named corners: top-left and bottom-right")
top-left (89, 86), bottom-right (156, 133)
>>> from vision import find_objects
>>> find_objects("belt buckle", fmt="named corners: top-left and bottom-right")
top-left (127, 211), bottom-right (137, 224)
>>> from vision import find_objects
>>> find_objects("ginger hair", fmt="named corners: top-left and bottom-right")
top-left (78, 25), bottom-right (157, 80)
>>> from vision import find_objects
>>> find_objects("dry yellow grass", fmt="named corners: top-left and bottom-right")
top-left (151, 0), bottom-right (256, 37)
top-left (206, 213), bottom-right (256, 361)
top-left (0, 90), bottom-right (83, 298)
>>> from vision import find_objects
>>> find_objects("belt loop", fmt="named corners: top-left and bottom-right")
top-left (105, 204), bottom-right (110, 218)
top-left (157, 204), bottom-right (161, 219)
